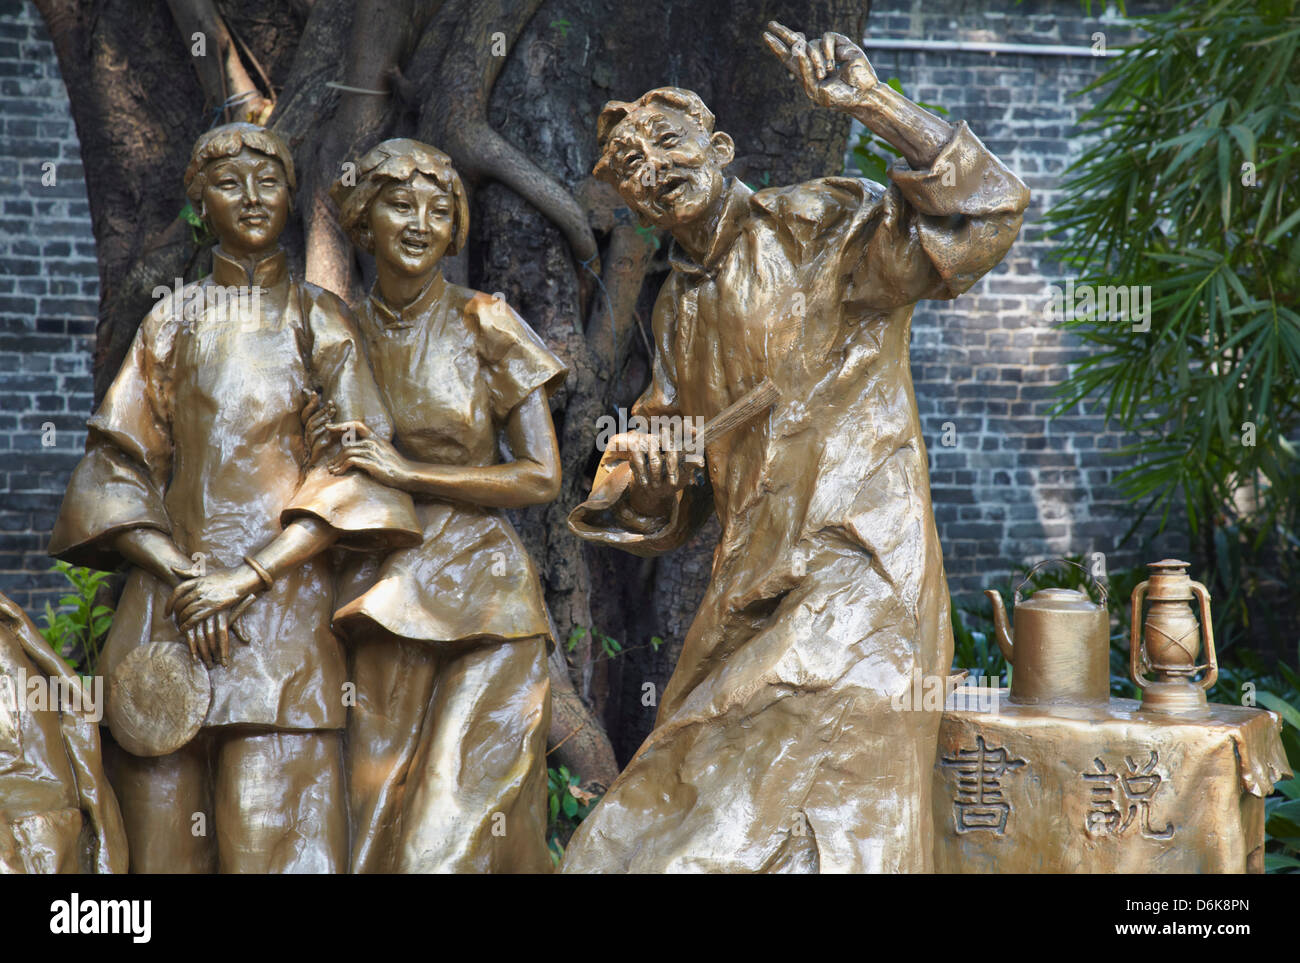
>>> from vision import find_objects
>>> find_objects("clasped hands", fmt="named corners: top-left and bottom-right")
top-left (165, 558), bottom-right (262, 668)
top-left (302, 393), bottom-right (411, 486)
top-left (162, 391), bottom-right (390, 668)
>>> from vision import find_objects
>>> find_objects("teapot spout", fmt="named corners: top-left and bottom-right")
top-left (985, 590), bottom-right (1014, 662)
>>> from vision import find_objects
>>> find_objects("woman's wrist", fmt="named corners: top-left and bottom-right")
top-left (115, 528), bottom-right (191, 586)
top-left (400, 459), bottom-right (452, 496)
top-left (392, 454), bottom-right (419, 489)
top-left (242, 556), bottom-right (274, 593)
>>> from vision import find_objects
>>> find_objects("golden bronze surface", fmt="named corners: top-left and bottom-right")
top-left (986, 560), bottom-right (1109, 705)
top-left (562, 23), bottom-right (1028, 872)
top-left (571, 378), bottom-right (777, 517)
top-left (23, 50), bottom-right (1274, 878)
top-left (0, 593), bottom-right (126, 873)
top-left (107, 641), bottom-right (209, 758)
top-left (326, 139), bottom-right (563, 873)
top-left (1131, 559), bottom-right (1219, 713)
top-left (49, 123), bottom-right (420, 872)
top-left (934, 692), bottom-right (1291, 873)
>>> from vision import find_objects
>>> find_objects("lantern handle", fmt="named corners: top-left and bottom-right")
top-left (1190, 579), bottom-right (1218, 691)
top-left (1129, 579), bottom-right (1150, 690)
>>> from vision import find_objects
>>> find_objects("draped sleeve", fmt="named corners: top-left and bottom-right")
top-left (48, 296), bottom-right (181, 571)
top-left (280, 283), bottom-right (422, 551)
top-left (841, 120), bottom-right (1031, 313)
top-left (467, 292), bottom-right (568, 422)
top-left (752, 123), bottom-right (1030, 319)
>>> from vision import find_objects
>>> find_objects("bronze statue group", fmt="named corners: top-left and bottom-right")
top-left (35, 22), bottom-right (1029, 874)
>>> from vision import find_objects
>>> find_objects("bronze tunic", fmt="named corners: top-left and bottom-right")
top-left (336, 273), bottom-right (566, 873)
top-left (49, 247), bottom-right (421, 737)
top-left (334, 272), bottom-right (566, 645)
top-left (564, 122), bottom-right (1030, 872)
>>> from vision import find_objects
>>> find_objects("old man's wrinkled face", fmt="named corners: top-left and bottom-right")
top-left (202, 148), bottom-right (290, 258)
top-left (598, 106), bottom-right (734, 228)
top-left (366, 173), bottom-right (454, 278)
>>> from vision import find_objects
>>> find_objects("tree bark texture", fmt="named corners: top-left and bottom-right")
top-left (34, 0), bottom-right (868, 791)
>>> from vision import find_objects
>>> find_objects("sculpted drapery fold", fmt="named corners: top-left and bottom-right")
top-left (562, 87), bottom-right (1029, 872)
top-left (50, 248), bottom-right (421, 736)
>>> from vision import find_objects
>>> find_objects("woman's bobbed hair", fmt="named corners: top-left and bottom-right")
top-left (330, 139), bottom-right (469, 256)
top-left (183, 122), bottom-right (296, 209)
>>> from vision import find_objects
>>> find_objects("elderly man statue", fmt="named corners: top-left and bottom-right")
top-left (564, 22), bottom-right (1030, 873)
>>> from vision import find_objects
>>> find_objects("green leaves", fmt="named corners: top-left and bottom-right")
top-left (546, 765), bottom-right (602, 864)
top-left (634, 223), bottom-right (661, 251)
top-left (950, 606), bottom-right (1005, 684)
top-left (596, 632), bottom-right (621, 658)
top-left (178, 200), bottom-right (204, 229)
top-left (177, 200), bottom-right (214, 247)
top-left (851, 144), bottom-right (889, 186)
top-left (567, 624), bottom-right (655, 660)
top-left (1258, 690), bottom-right (1300, 733)
top-left (1265, 799), bottom-right (1300, 842)
top-left (1044, 0), bottom-right (1300, 652)
top-left (565, 625), bottom-right (587, 652)
top-left (37, 561), bottom-right (114, 677)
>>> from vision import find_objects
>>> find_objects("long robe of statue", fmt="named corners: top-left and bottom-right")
top-left (563, 25), bottom-right (1030, 872)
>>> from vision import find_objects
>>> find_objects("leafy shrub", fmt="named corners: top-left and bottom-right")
top-left (37, 561), bottom-right (113, 680)
top-left (546, 765), bottom-right (600, 865)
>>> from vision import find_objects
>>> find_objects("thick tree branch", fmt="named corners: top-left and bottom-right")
top-left (300, 0), bottom-right (416, 294)
top-left (414, 0), bottom-right (599, 273)
top-left (164, 0), bottom-right (270, 122)
top-left (577, 178), bottom-right (659, 384)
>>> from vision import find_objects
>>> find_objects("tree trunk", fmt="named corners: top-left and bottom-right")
top-left (34, 0), bottom-right (866, 793)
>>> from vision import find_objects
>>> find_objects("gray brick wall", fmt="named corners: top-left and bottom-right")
top-left (863, 0), bottom-right (1187, 598)
top-left (0, 0), bottom-right (96, 614)
top-left (0, 0), bottom-right (1187, 618)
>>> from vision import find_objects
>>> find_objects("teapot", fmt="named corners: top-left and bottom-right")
top-left (985, 559), bottom-right (1110, 705)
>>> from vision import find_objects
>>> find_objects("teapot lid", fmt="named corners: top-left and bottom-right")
top-left (1022, 587), bottom-right (1100, 612)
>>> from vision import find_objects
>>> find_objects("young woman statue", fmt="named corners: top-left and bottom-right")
top-left (319, 139), bottom-right (566, 873)
top-left (49, 123), bottom-right (420, 873)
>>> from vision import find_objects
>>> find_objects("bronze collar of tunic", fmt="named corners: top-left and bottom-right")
top-left (368, 272), bottom-right (447, 330)
top-left (211, 246), bottom-right (289, 290)
top-left (668, 178), bottom-right (754, 279)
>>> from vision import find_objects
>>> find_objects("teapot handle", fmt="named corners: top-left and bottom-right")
top-left (1014, 557), bottom-right (1109, 608)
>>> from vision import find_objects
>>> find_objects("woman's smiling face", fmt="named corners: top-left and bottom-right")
top-left (367, 173), bottom-right (455, 278)
top-left (201, 148), bottom-right (290, 257)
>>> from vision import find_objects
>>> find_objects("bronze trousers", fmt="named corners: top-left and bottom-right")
top-left (107, 729), bottom-right (347, 873)
top-left (346, 634), bottom-right (551, 873)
